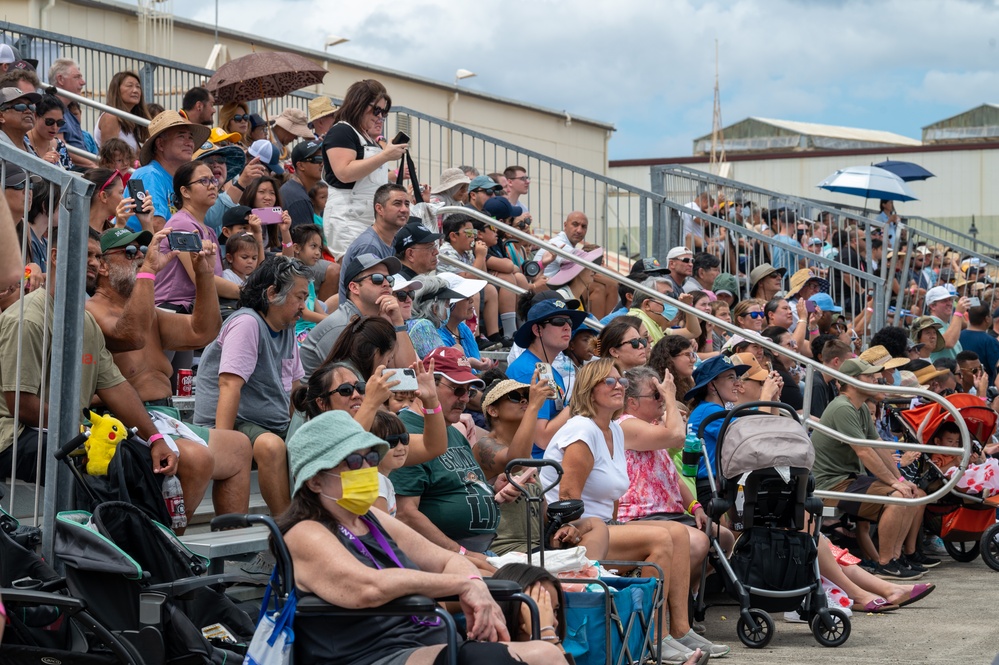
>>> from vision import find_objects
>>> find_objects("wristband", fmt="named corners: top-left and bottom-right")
top-left (282, 241), bottom-right (293, 248)
top-left (232, 181), bottom-right (245, 192)
top-left (136, 272), bottom-right (156, 282)
top-left (422, 404), bottom-right (442, 415)
top-left (541, 635), bottom-right (560, 642)
top-left (954, 311), bottom-right (965, 318)
top-left (866, 308), bottom-right (874, 313)
top-left (458, 546), bottom-right (467, 556)
top-left (898, 476), bottom-right (906, 484)
top-left (148, 433), bottom-right (164, 445)
top-left (0, 599), bottom-right (6, 621)
top-left (539, 626), bottom-right (557, 635)
top-left (394, 324), bottom-right (407, 332)
top-left (468, 575), bottom-right (483, 582)
top-left (687, 500), bottom-right (702, 514)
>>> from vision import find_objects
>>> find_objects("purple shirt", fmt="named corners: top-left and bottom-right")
top-left (153, 209), bottom-right (223, 308)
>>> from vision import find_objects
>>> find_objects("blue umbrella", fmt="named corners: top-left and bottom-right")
top-left (873, 160), bottom-right (935, 182)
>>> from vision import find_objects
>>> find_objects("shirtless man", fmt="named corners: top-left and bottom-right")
top-left (86, 227), bottom-right (252, 516)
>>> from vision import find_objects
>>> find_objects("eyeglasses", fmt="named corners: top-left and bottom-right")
top-left (633, 391), bottom-right (664, 402)
top-left (503, 391), bottom-right (529, 403)
top-left (542, 316), bottom-right (573, 328)
top-left (617, 338), bottom-right (649, 349)
top-left (509, 176), bottom-right (530, 182)
top-left (394, 289), bottom-right (416, 301)
top-left (231, 114), bottom-right (250, 122)
top-left (437, 381), bottom-right (475, 398)
top-left (104, 244), bottom-right (147, 260)
top-left (100, 169), bottom-right (125, 194)
top-left (1, 103), bottom-right (35, 113)
top-left (602, 377), bottom-right (630, 389)
top-left (354, 273), bottom-right (394, 287)
top-left (385, 432), bottom-right (410, 448)
top-left (323, 381), bottom-right (366, 399)
top-left (370, 104), bottom-right (390, 117)
top-left (188, 176), bottom-right (220, 189)
top-left (745, 311), bottom-right (765, 319)
top-left (43, 117), bottom-right (67, 128)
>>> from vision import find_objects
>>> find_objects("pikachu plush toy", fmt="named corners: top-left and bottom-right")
top-left (83, 410), bottom-right (127, 476)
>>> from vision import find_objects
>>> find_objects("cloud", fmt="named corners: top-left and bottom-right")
top-left (170, 0), bottom-right (999, 159)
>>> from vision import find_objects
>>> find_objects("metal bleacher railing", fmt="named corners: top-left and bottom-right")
top-left (0, 144), bottom-right (93, 563)
top-left (0, 20), bottom-right (671, 263)
top-left (441, 205), bottom-right (975, 510)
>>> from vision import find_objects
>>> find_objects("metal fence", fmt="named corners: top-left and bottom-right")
top-left (0, 144), bottom-right (93, 563)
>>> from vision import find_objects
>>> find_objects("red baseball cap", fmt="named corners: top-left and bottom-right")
top-left (423, 347), bottom-right (485, 387)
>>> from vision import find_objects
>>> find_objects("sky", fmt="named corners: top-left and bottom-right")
top-left (170, 0), bottom-right (999, 160)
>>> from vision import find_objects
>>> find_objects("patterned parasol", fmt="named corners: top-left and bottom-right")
top-left (207, 51), bottom-right (327, 105)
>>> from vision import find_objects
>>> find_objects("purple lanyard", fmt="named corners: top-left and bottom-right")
top-left (338, 517), bottom-right (440, 628)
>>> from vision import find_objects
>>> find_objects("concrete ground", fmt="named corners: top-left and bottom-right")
top-left (699, 555), bottom-right (999, 664)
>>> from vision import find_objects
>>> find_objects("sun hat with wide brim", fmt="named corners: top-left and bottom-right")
top-left (749, 263), bottom-right (787, 294)
top-left (482, 379), bottom-right (531, 409)
top-left (140, 110), bottom-right (212, 166)
top-left (859, 344), bottom-right (909, 370)
top-left (786, 268), bottom-right (829, 299)
top-left (547, 247), bottom-right (604, 287)
top-left (910, 316), bottom-right (945, 352)
top-left (193, 143), bottom-right (246, 181)
top-left (684, 355), bottom-right (751, 402)
top-left (513, 299), bottom-right (588, 348)
top-left (431, 168), bottom-right (470, 194)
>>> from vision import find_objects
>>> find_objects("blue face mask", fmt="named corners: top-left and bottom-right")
top-left (662, 303), bottom-right (679, 323)
top-left (892, 369), bottom-right (901, 386)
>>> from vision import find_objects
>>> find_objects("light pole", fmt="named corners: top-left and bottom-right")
top-left (324, 36), bottom-right (350, 50)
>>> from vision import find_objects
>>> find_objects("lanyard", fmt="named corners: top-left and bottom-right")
top-left (338, 517), bottom-right (405, 570)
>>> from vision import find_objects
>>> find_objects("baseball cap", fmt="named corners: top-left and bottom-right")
top-left (423, 346), bottom-right (485, 387)
top-left (0, 45), bottom-right (15, 65)
top-left (291, 139), bottom-right (323, 165)
top-left (628, 257), bottom-right (671, 277)
top-left (0, 87), bottom-right (41, 106)
top-left (469, 175), bottom-right (502, 193)
top-left (248, 139), bottom-right (284, 175)
top-left (393, 222), bottom-right (442, 254)
top-left (100, 228), bottom-right (153, 254)
top-left (482, 197), bottom-right (522, 221)
top-left (839, 358), bottom-right (884, 377)
top-left (667, 246), bottom-right (692, 260)
top-left (808, 292), bottom-right (843, 313)
top-left (439, 272), bottom-right (487, 302)
top-left (530, 289), bottom-right (580, 311)
top-left (222, 205), bottom-right (253, 228)
top-left (341, 253), bottom-right (402, 286)
top-left (389, 274), bottom-right (423, 292)
top-left (925, 285), bottom-right (956, 305)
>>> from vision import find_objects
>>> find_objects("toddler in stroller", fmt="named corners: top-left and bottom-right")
top-left (694, 401), bottom-right (851, 649)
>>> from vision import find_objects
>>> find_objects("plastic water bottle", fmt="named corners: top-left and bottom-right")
top-left (161, 474), bottom-right (187, 530)
top-left (681, 433), bottom-right (702, 477)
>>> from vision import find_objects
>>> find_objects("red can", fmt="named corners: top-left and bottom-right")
top-left (176, 369), bottom-right (194, 397)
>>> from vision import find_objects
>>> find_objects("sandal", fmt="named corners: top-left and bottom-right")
top-left (853, 597), bottom-right (899, 613)
top-left (897, 583), bottom-right (935, 608)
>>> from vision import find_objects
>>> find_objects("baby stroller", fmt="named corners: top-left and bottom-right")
top-left (54, 501), bottom-right (256, 664)
top-left (694, 401), bottom-right (851, 649)
top-left (895, 394), bottom-right (999, 570)
top-left (1, 502), bottom-right (141, 664)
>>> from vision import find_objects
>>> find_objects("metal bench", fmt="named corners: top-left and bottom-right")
top-left (179, 524), bottom-right (270, 574)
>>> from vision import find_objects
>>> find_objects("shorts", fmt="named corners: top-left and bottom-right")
top-left (145, 404), bottom-right (211, 444)
top-left (367, 647), bottom-right (422, 665)
top-left (634, 512), bottom-right (697, 527)
top-left (828, 476), bottom-right (896, 522)
top-left (0, 426), bottom-right (45, 484)
top-left (235, 419), bottom-right (289, 445)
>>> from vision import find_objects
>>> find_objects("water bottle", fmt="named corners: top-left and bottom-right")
top-left (161, 474), bottom-right (187, 530)
top-left (681, 433), bottom-right (702, 477)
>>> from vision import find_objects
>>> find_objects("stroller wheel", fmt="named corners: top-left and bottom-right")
top-left (981, 523), bottom-right (999, 572)
top-left (736, 608), bottom-right (774, 649)
top-left (810, 608), bottom-right (851, 647)
top-left (943, 539), bottom-right (980, 562)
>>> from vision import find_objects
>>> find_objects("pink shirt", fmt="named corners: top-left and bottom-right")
top-left (218, 315), bottom-right (303, 392)
top-left (615, 414), bottom-right (686, 521)
top-left (153, 209), bottom-right (223, 308)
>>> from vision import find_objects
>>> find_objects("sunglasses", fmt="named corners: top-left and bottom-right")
top-left (343, 451), bottom-right (382, 470)
top-left (231, 114), bottom-right (251, 122)
top-left (354, 273), bottom-right (394, 287)
top-left (745, 311), bottom-right (765, 319)
top-left (618, 338), bottom-right (649, 349)
top-left (104, 244), bottom-right (148, 260)
top-left (304, 156), bottom-right (324, 164)
top-left (394, 289), bottom-right (416, 301)
top-left (100, 169), bottom-right (125, 194)
top-left (323, 381), bottom-right (366, 399)
top-left (462, 228), bottom-right (478, 238)
top-left (472, 189), bottom-right (496, 196)
top-left (43, 117), bottom-right (67, 128)
top-left (370, 104), bottom-right (390, 118)
top-left (603, 377), bottom-right (630, 389)
top-left (385, 432), bottom-right (410, 448)
top-left (437, 381), bottom-right (477, 398)
top-left (503, 391), bottom-right (529, 403)
top-left (675, 257), bottom-right (693, 264)
top-left (6, 174), bottom-right (39, 191)
top-left (2, 103), bottom-right (35, 113)
top-left (543, 316), bottom-right (573, 327)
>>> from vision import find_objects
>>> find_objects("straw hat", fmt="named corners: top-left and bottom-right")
top-left (308, 96), bottom-right (336, 123)
top-left (786, 268), bottom-right (829, 299)
top-left (859, 345), bottom-right (909, 371)
top-left (482, 379), bottom-right (530, 409)
top-left (140, 111), bottom-right (212, 166)
top-left (911, 363), bottom-right (952, 386)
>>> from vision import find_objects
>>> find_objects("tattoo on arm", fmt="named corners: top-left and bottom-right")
top-left (476, 437), bottom-right (504, 475)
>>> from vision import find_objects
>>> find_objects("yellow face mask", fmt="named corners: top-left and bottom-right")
top-left (323, 466), bottom-right (380, 515)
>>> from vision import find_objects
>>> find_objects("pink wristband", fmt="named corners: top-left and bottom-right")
top-left (148, 433), bottom-right (164, 445)
top-left (468, 575), bottom-right (483, 581)
top-left (422, 404), bottom-right (442, 415)
top-left (954, 312), bottom-right (965, 318)
top-left (898, 476), bottom-right (906, 484)
top-left (136, 272), bottom-right (156, 282)
top-left (458, 546), bottom-right (467, 556)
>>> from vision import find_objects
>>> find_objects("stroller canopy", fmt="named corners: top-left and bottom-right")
top-left (898, 393), bottom-right (997, 445)
top-left (720, 413), bottom-right (814, 480)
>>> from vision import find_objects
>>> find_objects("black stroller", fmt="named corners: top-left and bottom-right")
top-left (693, 401), bottom-right (851, 649)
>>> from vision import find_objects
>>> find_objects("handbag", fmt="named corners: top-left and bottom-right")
top-left (244, 567), bottom-right (297, 665)
top-left (396, 149), bottom-right (424, 204)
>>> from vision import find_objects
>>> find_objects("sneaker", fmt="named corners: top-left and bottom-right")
top-left (677, 629), bottom-right (731, 658)
top-left (476, 337), bottom-right (502, 351)
top-left (487, 333), bottom-right (515, 349)
top-left (240, 550), bottom-right (276, 576)
top-left (923, 536), bottom-right (948, 556)
top-left (874, 559), bottom-right (923, 580)
top-left (783, 609), bottom-right (808, 623)
top-left (899, 555), bottom-right (926, 573)
top-left (658, 636), bottom-right (697, 664)
top-left (690, 618), bottom-right (707, 635)
top-left (857, 558), bottom-right (878, 574)
top-left (907, 551), bottom-right (942, 568)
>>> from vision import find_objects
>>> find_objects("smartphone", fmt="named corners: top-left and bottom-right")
top-left (391, 131), bottom-right (409, 145)
top-left (383, 367), bottom-right (418, 392)
top-left (535, 362), bottom-right (557, 392)
top-left (126, 178), bottom-right (145, 203)
top-left (969, 296), bottom-right (982, 307)
top-left (804, 299), bottom-right (817, 313)
top-left (251, 207), bottom-right (283, 225)
top-left (167, 231), bottom-right (203, 253)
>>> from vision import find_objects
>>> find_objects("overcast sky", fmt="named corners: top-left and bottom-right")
top-left (172, 0), bottom-right (999, 159)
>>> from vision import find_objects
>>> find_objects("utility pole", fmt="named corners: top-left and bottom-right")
top-left (709, 39), bottom-right (726, 177)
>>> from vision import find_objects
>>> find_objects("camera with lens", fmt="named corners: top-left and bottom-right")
top-left (521, 260), bottom-right (542, 278)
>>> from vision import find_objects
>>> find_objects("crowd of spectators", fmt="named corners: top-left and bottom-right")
top-left (1, 52), bottom-right (993, 663)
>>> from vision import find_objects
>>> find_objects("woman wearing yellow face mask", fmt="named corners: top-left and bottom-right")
top-left (280, 410), bottom-right (561, 665)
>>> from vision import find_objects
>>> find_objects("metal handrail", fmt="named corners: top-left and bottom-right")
top-left (42, 83), bottom-right (152, 127)
top-left (435, 205), bottom-right (974, 507)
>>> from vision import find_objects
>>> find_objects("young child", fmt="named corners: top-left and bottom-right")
top-left (292, 224), bottom-right (328, 343)
top-left (220, 232), bottom-right (258, 319)
top-left (930, 420), bottom-right (999, 494)
top-left (308, 181), bottom-right (328, 228)
top-left (371, 410), bottom-right (410, 517)
top-left (219, 205), bottom-right (265, 262)
top-left (386, 390), bottom-right (417, 414)
top-left (98, 137), bottom-right (137, 172)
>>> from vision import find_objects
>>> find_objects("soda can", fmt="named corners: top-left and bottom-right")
top-left (177, 369), bottom-right (193, 397)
